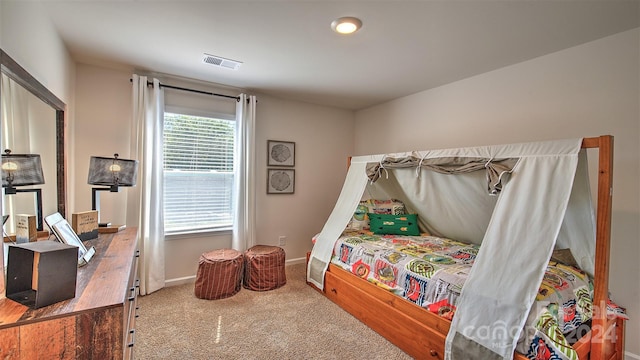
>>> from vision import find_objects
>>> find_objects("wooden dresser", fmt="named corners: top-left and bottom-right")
top-left (0, 227), bottom-right (139, 359)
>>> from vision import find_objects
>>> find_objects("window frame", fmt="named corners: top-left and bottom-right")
top-left (162, 106), bottom-right (236, 236)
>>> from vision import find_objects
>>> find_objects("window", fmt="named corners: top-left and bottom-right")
top-left (163, 112), bottom-right (235, 234)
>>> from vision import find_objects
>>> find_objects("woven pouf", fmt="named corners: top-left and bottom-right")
top-left (243, 245), bottom-right (286, 291)
top-left (194, 248), bottom-right (244, 300)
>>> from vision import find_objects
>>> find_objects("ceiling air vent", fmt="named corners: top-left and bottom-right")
top-left (202, 53), bottom-right (242, 70)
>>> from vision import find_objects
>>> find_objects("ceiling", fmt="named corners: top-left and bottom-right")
top-left (41, 1), bottom-right (639, 110)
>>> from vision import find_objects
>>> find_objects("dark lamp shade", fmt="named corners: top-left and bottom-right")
top-left (87, 156), bottom-right (138, 187)
top-left (1, 153), bottom-right (45, 187)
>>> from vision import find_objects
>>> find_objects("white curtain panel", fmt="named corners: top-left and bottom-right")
top-left (130, 74), bottom-right (165, 295)
top-left (232, 94), bottom-right (257, 252)
top-left (0, 73), bottom-right (31, 151)
top-left (1, 73), bottom-right (31, 234)
top-left (1, 73), bottom-right (16, 151)
top-left (1, 73), bottom-right (16, 234)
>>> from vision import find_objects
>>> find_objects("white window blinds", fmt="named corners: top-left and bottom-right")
top-left (163, 112), bottom-right (235, 233)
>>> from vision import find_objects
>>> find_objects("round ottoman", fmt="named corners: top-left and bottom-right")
top-left (243, 245), bottom-right (286, 291)
top-left (194, 248), bottom-right (244, 300)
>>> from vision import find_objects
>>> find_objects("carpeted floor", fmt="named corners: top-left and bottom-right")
top-left (135, 263), bottom-right (412, 359)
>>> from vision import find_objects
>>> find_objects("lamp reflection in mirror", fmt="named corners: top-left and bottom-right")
top-left (1, 149), bottom-right (45, 231)
top-left (87, 153), bottom-right (138, 227)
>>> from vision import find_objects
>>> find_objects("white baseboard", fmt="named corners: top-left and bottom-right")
top-left (164, 257), bottom-right (307, 287)
top-left (165, 275), bottom-right (196, 287)
top-left (626, 351), bottom-right (640, 360)
top-left (286, 257), bottom-right (306, 265)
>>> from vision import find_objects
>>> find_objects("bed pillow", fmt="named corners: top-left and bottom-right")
top-left (368, 213), bottom-right (420, 236)
top-left (367, 198), bottom-right (407, 215)
top-left (346, 199), bottom-right (407, 231)
top-left (346, 201), bottom-right (372, 231)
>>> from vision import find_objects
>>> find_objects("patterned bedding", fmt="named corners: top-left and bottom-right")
top-left (330, 232), bottom-right (597, 360)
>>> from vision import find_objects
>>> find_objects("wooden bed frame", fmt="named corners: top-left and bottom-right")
top-left (308, 135), bottom-right (626, 360)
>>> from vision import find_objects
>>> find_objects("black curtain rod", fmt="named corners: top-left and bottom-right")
top-left (130, 78), bottom-right (240, 101)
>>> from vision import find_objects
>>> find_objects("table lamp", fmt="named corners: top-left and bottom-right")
top-left (87, 153), bottom-right (138, 227)
top-left (1, 149), bottom-right (45, 231)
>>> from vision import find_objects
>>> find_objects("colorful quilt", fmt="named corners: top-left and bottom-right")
top-left (330, 232), bottom-right (610, 360)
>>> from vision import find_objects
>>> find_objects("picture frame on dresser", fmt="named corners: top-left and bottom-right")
top-left (45, 212), bottom-right (95, 266)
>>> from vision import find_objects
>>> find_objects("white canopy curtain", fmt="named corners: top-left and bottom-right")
top-left (130, 74), bottom-right (165, 295)
top-left (232, 94), bottom-right (257, 252)
top-left (307, 138), bottom-right (589, 360)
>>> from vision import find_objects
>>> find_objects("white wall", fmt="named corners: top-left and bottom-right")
top-left (73, 64), bottom-right (355, 282)
top-left (1, 1), bottom-right (77, 218)
top-left (0, 2), bottom-right (74, 105)
top-left (254, 94), bottom-right (354, 262)
top-left (73, 64), bottom-right (133, 221)
top-left (355, 29), bottom-right (639, 357)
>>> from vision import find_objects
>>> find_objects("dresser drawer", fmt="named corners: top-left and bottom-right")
top-left (123, 249), bottom-right (140, 359)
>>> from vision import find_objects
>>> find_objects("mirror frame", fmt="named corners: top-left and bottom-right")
top-left (0, 49), bottom-right (67, 218)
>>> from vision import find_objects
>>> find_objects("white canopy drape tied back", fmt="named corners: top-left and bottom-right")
top-left (416, 153), bottom-right (428, 178)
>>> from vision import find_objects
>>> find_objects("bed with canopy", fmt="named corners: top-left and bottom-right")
top-left (307, 135), bottom-right (626, 360)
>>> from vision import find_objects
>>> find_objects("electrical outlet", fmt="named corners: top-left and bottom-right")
top-left (278, 236), bottom-right (286, 246)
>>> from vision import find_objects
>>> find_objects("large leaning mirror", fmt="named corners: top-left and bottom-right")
top-left (0, 49), bottom-right (66, 236)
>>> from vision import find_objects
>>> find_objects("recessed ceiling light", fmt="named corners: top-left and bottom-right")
top-left (331, 17), bottom-right (362, 35)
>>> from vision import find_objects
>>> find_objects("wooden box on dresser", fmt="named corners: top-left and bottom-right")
top-left (0, 227), bottom-right (139, 359)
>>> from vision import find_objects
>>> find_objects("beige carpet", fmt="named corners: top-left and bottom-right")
top-left (135, 263), bottom-right (412, 359)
